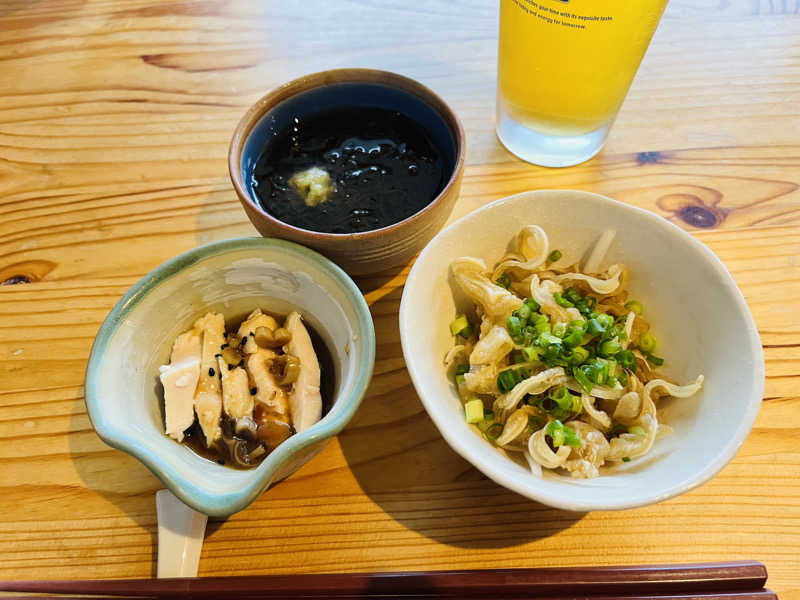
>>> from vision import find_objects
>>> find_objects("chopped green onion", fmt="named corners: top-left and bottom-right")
top-left (586, 318), bottom-right (605, 336)
top-left (570, 346), bottom-right (590, 365)
top-left (601, 325), bottom-right (625, 340)
top-left (521, 326), bottom-right (537, 347)
top-left (541, 386), bottom-right (581, 421)
top-left (569, 319), bottom-right (587, 332)
top-left (552, 321), bottom-right (567, 338)
top-left (537, 332), bottom-right (562, 347)
top-left (553, 292), bottom-right (574, 308)
top-left (617, 370), bottom-right (629, 387)
top-left (624, 300), bottom-right (644, 315)
top-left (506, 315), bottom-right (523, 341)
top-left (545, 420), bottom-right (581, 448)
top-left (449, 314), bottom-right (470, 336)
top-left (606, 375), bottom-right (619, 388)
top-left (564, 288), bottom-right (583, 305)
top-left (596, 313), bottom-right (614, 329)
top-left (616, 350), bottom-right (636, 370)
top-left (530, 313), bottom-right (551, 335)
top-left (573, 367), bottom-right (593, 394)
top-left (646, 353), bottom-right (664, 366)
top-left (639, 332), bottom-right (658, 353)
top-left (515, 302), bottom-right (532, 325)
top-left (484, 410), bottom-right (494, 421)
top-left (599, 338), bottom-right (622, 357)
top-left (547, 249), bottom-right (562, 263)
top-left (575, 295), bottom-right (597, 316)
top-left (497, 368), bottom-right (529, 393)
top-left (464, 398), bottom-right (484, 424)
top-left (455, 363), bottom-right (469, 376)
top-left (459, 324), bottom-right (474, 338)
top-left (495, 273), bottom-right (511, 289)
top-left (520, 346), bottom-right (540, 363)
top-left (540, 344), bottom-right (567, 367)
top-left (455, 374), bottom-right (466, 387)
top-left (622, 456), bottom-right (631, 462)
top-left (562, 328), bottom-right (584, 349)
top-left (584, 359), bottom-right (609, 385)
top-left (628, 425), bottom-right (646, 437)
top-left (477, 419), bottom-right (493, 433)
top-left (525, 296), bottom-right (540, 311)
top-left (485, 423), bottom-right (504, 441)
top-left (497, 370), bottom-right (519, 393)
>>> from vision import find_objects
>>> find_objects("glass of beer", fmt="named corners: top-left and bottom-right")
top-left (496, 0), bottom-right (669, 167)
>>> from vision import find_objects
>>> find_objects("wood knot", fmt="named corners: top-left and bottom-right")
top-left (1, 275), bottom-right (31, 285)
top-left (637, 151), bottom-right (662, 164)
top-left (679, 205), bottom-right (719, 228)
top-left (0, 260), bottom-right (56, 285)
top-left (656, 191), bottom-right (727, 230)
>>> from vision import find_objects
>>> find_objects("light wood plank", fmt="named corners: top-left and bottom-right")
top-left (0, 1), bottom-right (798, 598)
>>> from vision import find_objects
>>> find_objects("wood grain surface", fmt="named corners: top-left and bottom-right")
top-left (0, 0), bottom-right (798, 598)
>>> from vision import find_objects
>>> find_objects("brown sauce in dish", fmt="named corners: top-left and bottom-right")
top-left (251, 106), bottom-right (446, 234)
top-left (161, 313), bottom-right (335, 470)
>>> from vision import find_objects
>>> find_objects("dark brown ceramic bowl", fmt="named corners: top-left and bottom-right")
top-left (228, 68), bottom-right (465, 275)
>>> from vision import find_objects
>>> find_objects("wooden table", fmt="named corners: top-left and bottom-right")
top-left (1, 0), bottom-right (798, 597)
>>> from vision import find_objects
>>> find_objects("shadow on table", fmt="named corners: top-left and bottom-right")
top-left (338, 280), bottom-right (585, 550)
top-left (69, 399), bottom-right (161, 576)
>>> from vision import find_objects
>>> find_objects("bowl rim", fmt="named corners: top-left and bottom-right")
top-left (399, 189), bottom-right (765, 512)
top-left (227, 67), bottom-right (466, 241)
top-left (84, 236), bottom-right (376, 516)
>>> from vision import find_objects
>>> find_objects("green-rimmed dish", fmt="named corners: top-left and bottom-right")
top-left (85, 237), bottom-right (375, 517)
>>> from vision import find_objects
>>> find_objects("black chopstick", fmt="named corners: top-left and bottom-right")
top-left (0, 561), bottom-right (770, 599)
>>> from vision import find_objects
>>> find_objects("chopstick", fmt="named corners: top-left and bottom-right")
top-left (0, 561), bottom-right (772, 599)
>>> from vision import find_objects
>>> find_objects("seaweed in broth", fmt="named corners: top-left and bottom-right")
top-left (251, 106), bottom-right (446, 234)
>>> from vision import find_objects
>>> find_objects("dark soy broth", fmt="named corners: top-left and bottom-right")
top-left (162, 312), bottom-right (336, 469)
top-left (251, 106), bottom-right (446, 234)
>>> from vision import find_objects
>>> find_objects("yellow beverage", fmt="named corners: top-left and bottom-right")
top-left (497, 0), bottom-right (668, 164)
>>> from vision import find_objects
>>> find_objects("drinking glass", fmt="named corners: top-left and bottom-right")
top-left (496, 0), bottom-right (669, 167)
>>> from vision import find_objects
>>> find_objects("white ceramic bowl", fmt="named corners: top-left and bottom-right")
top-left (85, 238), bottom-right (375, 517)
top-left (399, 190), bottom-right (763, 511)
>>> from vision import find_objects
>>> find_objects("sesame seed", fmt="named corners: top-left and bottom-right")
top-left (214, 353), bottom-right (222, 358)
top-left (208, 367), bottom-right (215, 377)
top-left (250, 387), bottom-right (257, 395)
top-left (221, 343), bottom-right (229, 349)
top-left (227, 363), bottom-right (233, 370)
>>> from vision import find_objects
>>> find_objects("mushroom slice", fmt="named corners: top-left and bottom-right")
top-left (246, 348), bottom-right (290, 418)
top-left (217, 356), bottom-right (253, 421)
top-left (193, 312), bottom-right (225, 446)
top-left (159, 329), bottom-right (202, 441)
top-left (283, 311), bottom-right (322, 432)
top-left (254, 403), bottom-right (293, 450)
top-left (237, 309), bottom-right (280, 354)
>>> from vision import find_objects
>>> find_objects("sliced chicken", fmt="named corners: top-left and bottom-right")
top-left (193, 312), bottom-right (225, 446)
top-left (283, 311), bottom-right (322, 432)
top-left (217, 356), bottom-right (253, 420)
top-left (159, 329), bottom-right (202, 441)
top-left (246, 348), bottom-right (290, 420)
top-left (237, 309), bottom-right (279, 354)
